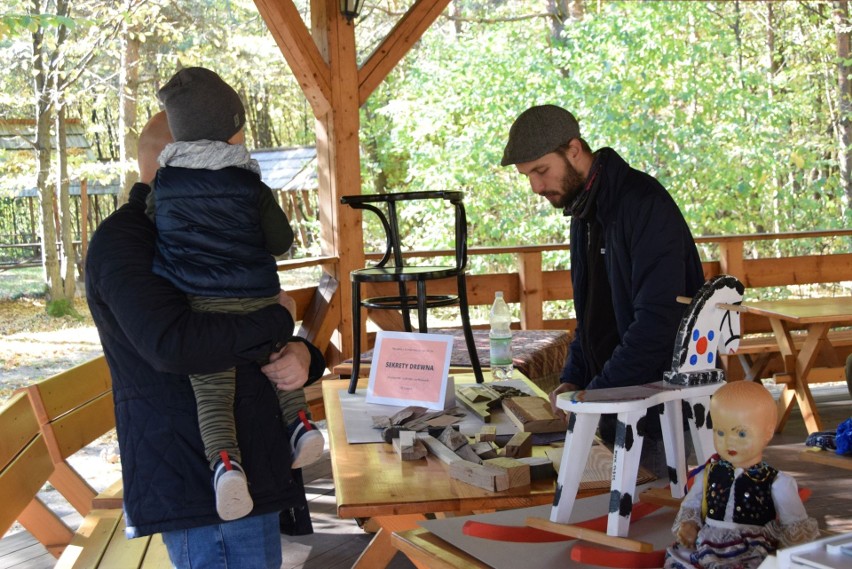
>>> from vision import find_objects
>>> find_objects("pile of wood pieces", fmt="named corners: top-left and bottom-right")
top-left (371, 389), bottom-right (565, 492)
top-left (455, 384), bottom-right (567, 434)
top-left (427, 425), bottom-right (555, 492)
top-left (381, 422), bottom-right (556, 492)
top-left (372, 405), bottom-right (469, 461)
top-left (455, 383), bottom-right (529, 423)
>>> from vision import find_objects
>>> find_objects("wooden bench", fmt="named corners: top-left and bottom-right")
top-left (0, 391), bottom-right (74, 558)
top-left (726, 329), bottom-right (852, 382)
top-left (1, 356), bottom-right (169, 567)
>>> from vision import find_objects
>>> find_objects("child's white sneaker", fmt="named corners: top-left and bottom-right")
top-left (213, 452), bottom-right (253, 521)
top-left (288, 410), bottom-right (325, 469)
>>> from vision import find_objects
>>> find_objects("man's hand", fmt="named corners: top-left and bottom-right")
top-left (262, 341), bottom-right (310, 391)
top-left (549, 382), bottom-right (580, 420)
top-left (278, 291), bottom-right (296, 320)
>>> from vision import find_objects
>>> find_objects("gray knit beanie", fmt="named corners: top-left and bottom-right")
top-left (157, 67), bottom-right (246, 142)
top-left (501, 105), bottom-right (581, 166)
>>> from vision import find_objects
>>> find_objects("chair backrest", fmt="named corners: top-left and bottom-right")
top-left (340, 190), bottom-right (468, 272)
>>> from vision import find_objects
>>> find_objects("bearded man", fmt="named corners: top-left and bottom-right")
top-left (501, 105), bottom-right (705, 477)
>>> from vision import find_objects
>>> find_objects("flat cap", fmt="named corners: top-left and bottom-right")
top-left (501, 105), bottom-right (580, 166)
top-left (158, 67), bottom-right (246, 142)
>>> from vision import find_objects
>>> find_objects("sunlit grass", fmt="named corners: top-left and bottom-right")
top-left (0, 267), bottom-right (46, 300)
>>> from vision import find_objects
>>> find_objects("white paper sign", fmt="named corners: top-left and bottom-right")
top-left (365, 331), bottom-right (454, 410)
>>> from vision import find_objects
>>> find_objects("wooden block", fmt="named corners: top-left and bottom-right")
top-left (484, 457), bottom-right (531, 488)
top-left (393, 433), bottom-right (427, 461)
top-left (449, 460), bottom-right (510, 492)
top-left (525, 517), bottom-right (654, 552)
top-left (470, 441), bottom-right (499, 460)
top-left (502, 397), bottom-right (567, 433)
top-left (454, 443), bottom-right (483, 465)
top-left (475, 425), bottom-right (497, 442)
top-left (517, 456), bottom-right (555, 480)
top-left (459, 386), bottom-right (489, 402)
top-left (438, 426), bottom-right (468, 451)
top-left (455, 385), bottom-right (503, 423)
top-left (503, 431), bottom-right (533, 458)
top-left (417, 434), bottom-right (463, 465)
top-left (392, 430), bottom-right (412, 459)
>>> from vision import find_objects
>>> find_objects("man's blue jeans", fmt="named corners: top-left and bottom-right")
top-left (162, 511), bottom-right (282, 569)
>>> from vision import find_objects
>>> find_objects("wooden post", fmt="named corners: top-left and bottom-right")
top-left (718, 238), bottom-right (746, 284)
top-left (517, 250), bottom-right (544, 329)
top-left (312, 0), bottom-right (363, 367)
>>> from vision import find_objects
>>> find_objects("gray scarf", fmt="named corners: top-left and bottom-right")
top-left (158, 140), bottom-right (261, 176)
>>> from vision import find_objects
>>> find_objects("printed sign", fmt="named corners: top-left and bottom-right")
top-left (365, 331), bottom-right (455, 410)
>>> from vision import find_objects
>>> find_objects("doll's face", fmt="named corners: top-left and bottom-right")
top-left (711, 403), bottom-right (769, 469)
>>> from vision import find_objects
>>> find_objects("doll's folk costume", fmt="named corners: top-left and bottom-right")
top-left (665, 382), bottom-right (819, 569)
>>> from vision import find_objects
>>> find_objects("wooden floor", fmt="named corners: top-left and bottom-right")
top-left (2, 385), bottom-right (850, 568)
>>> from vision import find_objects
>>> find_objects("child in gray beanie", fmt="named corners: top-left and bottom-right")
top-left (151, 66), bottom-right (324, 521)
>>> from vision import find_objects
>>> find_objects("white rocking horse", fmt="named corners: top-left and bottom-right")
top-left (545, 274), bottom-right (745, 538)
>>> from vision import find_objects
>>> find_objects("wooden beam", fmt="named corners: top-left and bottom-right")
top-left (311, 0), bottom-right (363, 367)
top-left (358, 0), bottom-right (453, 104)
top-left (253, 0), bottom-right (332, 117)
top-left (518, 250), bottom-right (544, 329)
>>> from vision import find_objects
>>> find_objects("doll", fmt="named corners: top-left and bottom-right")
top-left (664, 381), bottom-right (819, 569)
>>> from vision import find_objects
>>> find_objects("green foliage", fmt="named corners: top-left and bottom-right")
top-left (356, 0), bottom-right (849, 261)
top-left (45, 298), bottom-right (82, 320)
top-left (1, 0), bottom-right (850, 277)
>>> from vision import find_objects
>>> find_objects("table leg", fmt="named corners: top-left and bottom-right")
top-left (353, 514), bottom-right (429, 569)
top-left (770, 319), bottom-right (829, 434)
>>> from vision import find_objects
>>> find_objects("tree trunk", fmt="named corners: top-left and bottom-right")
top-left (119, 6), bottom-right (141, 205)
top-left (834, 1), bottom-right (852, 210)
top-left (57, 105), bottom-right (76, 300)
top-left (30, 0), bottom-right (61, 300)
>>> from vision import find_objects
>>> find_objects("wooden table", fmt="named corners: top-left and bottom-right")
top-left (739, 296), bottom-right (852, 434)
top-left (323, 373), bottom-right (565, 569)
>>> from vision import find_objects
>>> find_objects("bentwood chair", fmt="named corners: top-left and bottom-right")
top-left (340, 190), bottom-right (485, 393)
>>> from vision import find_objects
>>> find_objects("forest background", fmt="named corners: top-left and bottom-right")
top-left (1, 0), bottom-right (851, 313)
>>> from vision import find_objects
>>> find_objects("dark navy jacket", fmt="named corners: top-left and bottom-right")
top-left (85, 184), bottom-right (325, 537)
top-left (152, 166), bottom-right (291, 298)
top-left (561, 148), bottom-right (705, 390)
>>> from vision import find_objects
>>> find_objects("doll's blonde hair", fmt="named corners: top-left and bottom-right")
top-left (710, 381), bottom-right (777, 444)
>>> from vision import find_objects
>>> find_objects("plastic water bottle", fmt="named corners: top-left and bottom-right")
top-left (489, 291), bottom-right (513, 380)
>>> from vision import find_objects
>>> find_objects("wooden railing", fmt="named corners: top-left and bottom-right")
top-left (282, 230), bottom-right (852, 354)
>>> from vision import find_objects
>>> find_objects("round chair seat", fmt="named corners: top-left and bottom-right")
top-left (351, 265), bottom-right (459, 283)
top-left (362, 294), bottom-right (459, 311)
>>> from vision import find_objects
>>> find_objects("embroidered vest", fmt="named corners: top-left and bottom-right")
top-left (704, 460), bottom-right (778, 526)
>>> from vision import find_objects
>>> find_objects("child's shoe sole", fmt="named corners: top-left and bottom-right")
top-left (215, 469), bottom-right (253, 521)
top-left (291, 429), bottom-right (325, 469)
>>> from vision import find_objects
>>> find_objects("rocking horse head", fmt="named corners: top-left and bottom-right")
top-left (664, 274), bottom-right (745, 386)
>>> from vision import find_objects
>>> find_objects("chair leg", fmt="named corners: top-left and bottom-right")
top-left (457, 273), bottom-right (484, 384)
top-left (416, 281), bottom-right (429, 333)
top-left (399, 281), bottom-right (413, 332)
top-left (349, 281), bottom-right (362, 394)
